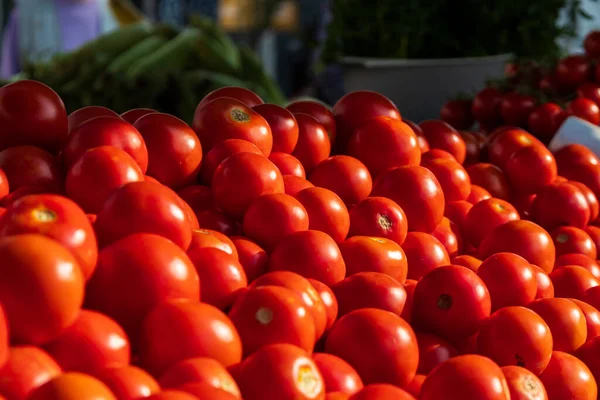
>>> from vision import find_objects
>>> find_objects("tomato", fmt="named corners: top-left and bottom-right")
top-left (0, 80), bottom-right (68, 152)
top-left (339, 236), bottom-right (407, 282)
top-left (555, 143), bottom-right (599, 167)
top-left (333, 272), bottom-right (406, 317)
top-left (62, 116), bottom-right (148, 172)
top-left (527, 298), bottom-right (587, 353)
top-left (85, 234), bottom-right (200, 343)
top-left (200, 141), bottom-right (262, 187)
top-left (188, 229), bottom-right (237, 258)
top-left (0, 346), bottom-right (61, 399)
top-left (556, 253), bottom-right (600, 278)
top-left (551, 226), bottom-right (596, 259)
top-left (404, 375), bottom-right (425, 398)
top-left (196, 209), bottom-right (241, 236)
top-left (231, 237), bottom-right (268, 283)
top-left (332, 90), bottom-right (400, 153)
top-left (313, 353), bottom-right (363, 395)
top-left (68, 106), bottom-right (119, 132)
top-left (440, 99), bottom-right (474, 130)
top-left (431, 213), bottom-right (462, 256)
top-left (325, 308), bottom-right (418, 387)
top-left (527, 103), bottom-right (563, 143)
top-left (572, 181), bottom-right (600, 222)
top-left (269, 152), bottom-right (306, 178)
top-left (404, 120), bottom-right (429, 153)
top-left (578, 83), bottom-right (600, 107)
top-left (402, 232), bottom-right (450, 280)
top-left (348, 117), bottom-right (420, 177)
top-left (159, 357), bottom-right (240, 397)
top-left (120, 108), bottom-right (157, 125)
top-left (501, 93), bottom-right (536, 127)
top-left (569, 298), bottom-right (600, 340)
top-left (421, 149), bottom-right (456, 163)
top-left (585, 31), bottom-right (600, 58)
top-left (198, 87), bottom-right (264, 109)
top-left (192, 97), bottom-right (272, 156)
top-left (413, 265), bottom-right (491, 341)
top-left (139, 300), bottom-right (242, 377)
top-left (371, 165), bottom-right (444, 233)
top-left (463, 198), bottom-right (519, 247)
top-left (550, 265), bottom-right (599, 299)
top-left (466, 163), bottom-right (511, 200)
top-left (472, 87), bottom-right (504, 127)
top-left (444, 200), bottom-right (473, 227)
top-left (212, 152), bottom-right (284, 219)
top-left (287, 100), bottom-right (336, 144)
top-left (145, 391), bottom-right (198, 400)
top-left (556, 55), bottom-right (591, 90)
top-left (253, 104), bottom-right (299, 153)
top-left (348, 197), bottom-right (407, 245)
top-left (478, 253), bottom-right (537, 310)
top-left (309, 156), bottom-right (372, 207)
top-left (308, 279), bottom-right (338, 331)
top-left (467, 184), bottom-right (492, 204)
top-left (459, 131), bottom-right (483, 165)
top-left (178, 185), bottom-right (214, 213)
top-left (479, 220), bottom-right (555, 273)
top-left (0, 306), bottom-right (6, 371)
top-left (292, 114), bottom-right (331, 173)
top-left (268, 230), bottom-right (346, 286)
top-left (418, 120), bottom-right (466, 164)
top-left (531, 181), bottom-right (591, 229)
top-left (348, 384), bottom-right (415, 400)
top-left (236, 343), bottom-right (324, 400)
top-left (569, 97), bottom-right (600, 125)
top-left (416, 332), bottom-right (458, 375)
top-left (96, 365), bottom-right (160, 400)
top-left (421, 158), bottom-right (470, 202)
top-left (284, 175), bottom-right (315, 197)
top-left (0, 146), bottom-right (62, 192)
top-left (28, 372), bottom-right (117, 400)
top-left (228, 285), bottom-right (316, 356)
top-left (501, 366), bottom-right (548, 400)
top-left (400, 279), bottom-right (417, 323)
top-left (540, 351), bottom-right (597, 400)
top-left (296, 187), bottom-right (350, 243)
top-left (420, 355), bottom-right (510, 400)
top-left (177, 382), bottom-right (239, 399)
top-left (533, 265), bottom-right (555, 299)
top-left (506, 146), bottom-right (558, 194)
top-left (559, 162), bottom-right (600, 204)
top-left (488, 128), bottom-right (543, 170)
top-left (451, 255), bottom-right (482, 272)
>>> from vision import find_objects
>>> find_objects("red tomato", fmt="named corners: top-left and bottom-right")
top-left (228, 286), bottom-right (316, 356)
top-left (576, 335), bottom-right (600, 384)
top-left (572, 182), bottom-right (600, 222)
top-left (192, 97), bottom-right (272, 156)
top-left (284, 175), bottom-right (315, 197)
top-left (253, 104), bottom-right (299, 153)
top-left (68, 106), bottom-right (119, 132)
top-left (296, 187), bottom-right (350, 243)
top-left (550, 265), bottom-right (599, 299)
top-left (371, 165), bottom-right (445, 233)
top-left (551, 226), bottom-right (596, 259)
top-left (236, 343), bottom-right (325, 400)
top-left (308, 279), bottom-right (338, 331)
top-left (431, 218), bottom-right (463, 258)
top-left (477, 306), bottom-right (553, 375)
top-left (85, 234), bottom-right (200, 343)
top-left (0, 346), bottom-right (61, 399)
top-left (139, 300), bottom-right (242, 377)
top-left (159, 357), bottom-right (240, 397)
top-left (0, 80), bottom-right (68, 152)
top-left (418, 120), bottom-right (466, 164)
top-left (120, 108), bottom-right (157, 125)
top-left (478, 253), bottom-right (537, 310)
top-left (472, 87), bottom-right (504, 127)
top-left (459, 131), bottom-right (483, 165)
top-left (578, 82), bottom-right (600, 106)
top-left (421, 158), bottom-right (471, 202)
top-left (145, 391), bottom-right (198, 400)
top-left (416, 332), bottom-right (458, 375)
top-left (178, 185), bottom-right (214, 213)
top-left (500, 93), bottom-right (536, 127)
top-left (467, 163), bottom-right (511, 200)
top-left (339, 236), bottom-right (407, 282)
top-left (0, 146), bottom-right (62, 192)
top-left (421, 149), bottom-right (456, 163)
top-left (62, 116), bottom-right (148, 172)
top-left (487, 128), bottom-right (544, 170)
top-left (348, 117), bottom-right (420, 177)
top-left (420, 355), bottom-right (511, 400)
top-left (451, 255), bottom-right (482, 272)
top-left (269, 152), bottom-right (306, 178)
top-left (313, 353), bottom-right (363, 395)
top-left (467, 184), bottom-right (492, 204)
top-left (413, 265), bottom-right (491, 341)
top-left (404, 120), bottom-right (429, 153)
top-left (444, 200), bottom-right (473, 227)
top-left (527, 103), bottom-right (563, 143)
top-left (96, 365), bottom-right (160, 400)
top-left (292, 114), bottom-right (331, 173)
top-left (231, 237), bottom-right (268, 283)
top-left (528, 298), bottom-right (587, 353)
top-left (200, 139), bottom-right (262, 186)
top-left (0, 169), bottom-right (9, 202)
top-left (532, 181), bottom-right (591, 229)
top-left (178, 383), bottom-right (238, 399)
top-left (463, 198), bottom-right (519, 247)
top-left (440, 99), bottom-right (474, 130)
top-left (569, 97), bottom-right (600, 125)
top-left (402, 232), bottom-right (450, 281)
top-left (196, 209), bottom-right (241, 236)
top-left (212, 152), bottom-right (284, 219)
top-left (556, 55), bottom-right (592, 89)
top-left (401, 279), bottom-right (417, 323)
top-left (348, 196), bottom-right (407, 245)
top-left (287, 100), bottom-right (336, 144)
top-left (585, 31), bottom-right (600, 58)
top-left (569, 298), bottom-right (600, 341)
top-left (325, 308), bottom-right (418, 387)
top-left (188, 229), bottom-right (237, 259)
top-left (505, 145), bottom-right (558, 194)
top-left (555, 143), bottom-right (599, 167)
top-left (533, 265), bottom-right (555, 299)
top-left (27, 372), bottom-right (117, 400)
top-left (501, 366), bottom-right (548, 400)
top-left (198, 87), bottom-right (264, 109)
top-left (332, 272), bottom-right (406, 317)
top-left (309, 156), bottom-right (372, 207)
top-left (540, 351), bottom-right (597, 400)
top-left (559, 162), bottom-right (600, 204)
top-left (404, 375), bottom-right (426, 398)
top-left (556, 253), bottom-right (600, 278)
top-left (0, 305), bottom-right (6, 369)
top-left (268, 230), bottom-right (346, 286)
top-left (479, 220), bottom-right (556, 273)
top-left (349, 384), bottom-right (415, 400)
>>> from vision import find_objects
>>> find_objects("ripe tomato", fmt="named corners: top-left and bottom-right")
top-left (200, 139), bottom-right (262, 186)
top-left (532, 181), bottom-right (591, 229)
top-left (231, 237), bottom-right (268, 283)
top-left (527, 103), bottom-right (563, 143)
top-left (479, 220), bottom-right (555, 273)
top-left (550, 265), bottom-right (599, 299)
top-left (371, 165), bottom-right (444, 233)
top-left (292, 114), bottom-right (331, 173)
top-left (463, 198), bottom-right (519, 247)
top-left (287, 100), bottom-right (336, 144)
top-left (487, 128), bottom-right (543, 170)
top-left (296, 187), bottom-right (350, 243)
top-left (159, 357), bottom-right (240, 397)
top-left (528, 298), bottom-right (587, 353)
top-left (444, 200), bottom-right (473, 227)
top-left (68, 106), bottom-right (119, 133)
top-left (349, 384), bottom-right (415, 400)
top-left (451, 255), bottom-right (482, 272)
top-left (339, 236), bottom-right (407, 282)
top-left (556, 55), bottom-right (591, 90)
top-left (284, 175), bottom-right (315, 197)
top-left (401, 279), bottom-right (417, 323)
top-left (28, 372), bottom-right (117, 400)
top-left (0, 346), bottom-right (61, 399)
top-left (440, 99), bottom-right (474, 130)
top-left (418, 120), bottom-right (466, 164)
top-left (188, 229), bottom-right (238, 259)
top-left (576, 335), bottom-right (600, 384)
top-left (0, 306), bottom-right (6, 370)
top-left (569, 97), bottom-right (600, 125)
top-left (269, 152), bottom-right (306, 178)
top-left (196, 209), bottom-right (241, 236)
top-left (405, 375), bottom-right (425, 398)
top-left (134, 113), bottom-right (202, 189)
top-left (421, 149), bottom-right (456, 163)
top-left (198, 87), bottom-right (264, 109)
top-left (192, 97), bottom-right (272, 156)
top-left (477, 306), bottom-right (552, 375)
top-left (228, 285), bottom-right (316, 356)
top-left (403, 232), bottom-right (450, 280)
top-left (421, 158), bottom-right (471, 202)
top-left (120, 108), bottom-right (157, 125)
top-left (0, 80), bottom-right (68, 152)
top-left (85, 234), bottom-right (200, 343)
top-left (420, 355), bottom-right (510, 400)
top-left (467, 163), bottom-right (511, 200)
top-left (459, 130), bottom-right (483, 165)
top-left (551, 226), bottom-right (596, 258)
top-left (559, 161), bottom-right (600, 204)
top-left (501, 366), bottom-right (548, 400)
top-left (139, 300), bottom-right (242, 376)
top-left (585, 31), bottom-right (600, 58)
top-left (269, 230), bottom-right (346, 286)
top-left (253, 104), bottom-right (299, 153)
top-left (472, 87), bottom-right (504, 127)
top-left (572, 182), bottom-right (600, 222)
top-left (569, 298), bottom-right (600, 341)
top-left (96, 365), bottom-right (160, 400)
top-left (212, 152), bottom-right (284, 219)
top-left (146, 391), bottom-right (198, 400)
top-left (348, 117), bottom-right (420, 177)
top-left (308, 279), bottom-right (338, 331)
top-left (412, 265), bottom-right (491, 341)
top-left (467, 184), bottom-right (492, 204)
top-left (348, 197), bottom-right (407, 245)
top-left (313, 353), bottom-right (363, 395)
top-left (506, 145), bottom-right (558, 194)
top-left (556, 253), bottom-right (600, 278)
top-left (554, 143), bottom-right (599, 167)
top-left (416, 332), bottom-right (458, 375)
top-left (432, 213), bottom-right (464, 256)
top-left (62, 116), bottom-right (148, 172)
top-left (325, 308), bottom-right (418, 387)
top-left (539, 351), bottom-right (597, 400)
top-left (533, 265), bottom-right (555, 299)
top-left (500, 93), bottom-right (536, 127)
top-left (404, 120), bottom-right (429, 153)
top-left (178, 185), bottom-right (214, 213)
top-left (578, 82), bottom-right (600, 106)
top-left (309, 155), bottom-right (372, 207)
top-left (0, 146), bottom-right (62, 192)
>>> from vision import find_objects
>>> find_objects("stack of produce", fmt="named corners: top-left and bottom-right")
top-left (2, 77), bottom-right (600, 400)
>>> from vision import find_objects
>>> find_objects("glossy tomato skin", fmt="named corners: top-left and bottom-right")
top-left (556, 253), bottom-right (600, 278)
top-left (556, 55), bottom-right (591, 89)
top-left (287, 101), bottom-right (336, 144)
top-left (284, 175), bottom-right (315, 197)
top-left (296, 187), bottom-right (350, 243)
top-left (576, 335), bottom-right (600, 384)
top-left (371, 165), bottom-right (445, 233)
top-left (505, 145), bottom-right (558, 194)
top-left (533, 265), bottom-right (555, 299)
top-left (120, 108), bottom-right (157, 125)
top-left (269, 152), bottom-right (306, 178)
top-left (421, 148), bottom-right (456, 163)
top-left (532, 181), bottom-right (591, 229)
top-left (308, 279), bottom-right (338, 331)
top-left (444, 200), bottom-right (473, 227)
top-left (27, 372), bottom-right (117, 400)
top-left (463, 198), bottom-right (519, 247)
top-left (139, 300), bottom-right (242, 377)
top-left (192, 97), bottom-right (272, 156)
top-left (440, 99), bottom-right (474, 130)
top-left (420, 355), bottom-right (511, 400)
top-left (95, 181), bottom-right (193, 250)
top-left (0, 305), bottom-right (6, 369)
top-left (158, 357), bottom-right (240, 397)
top-left (325, 308), bottom-right (418, 387)
top-left (467, 184), bottom-right (492, 204)
top-left (472, 87), bottom-right (504, 127)
top-left (421, 158), bottom-right (471, 202)
top-left (68, 106), bottom-right (119, 132)
top-left (539, 351), bottom-right (597, 400)
top-left (573, 182), bottom-right (600, 222)
top-left (188, 229), bottom-right (238, 259)
top-left (550, 265), bottom-right (599, 299)
top-left (413, 265), bottom-right (491, 342)
top-left (402, 232), bottom-right (449, 280)
top-left (527, 298), bottom-right (587, 353)
top-left (551, 226), bottom-right (597, 259)
top-left (500, 93), bottom-right (536, 127)
top-left (467, 162), bottom-right (511, 200)
top-left (62, 116), bottom-right (148, 172)
top-left (569, 97), bottom-right (600, 125)
top-left (400, 280), bottom-right (417, 323)
top-left (501, 366), bottom-right (548, 400)
top-left (313, 353), bottom-right (363, 395)
top-left (95, 365), bottom-right (160, 400)
top-left (309, 155), bottom-right (372, 207)
top-left (570, 298), bottom-right (600, 341)
top-left (527, 103), bottom-right (563, 143)
top-left (85, 234), bottom-right (200, 343)
top-left (0, 80), bottom-right (68, 152)
top-left (0, 346), bottom-right (62, 399)
top-left (404, 120), bottom-right (429, 153)
top-left (451, 254), bottom-right (482, 272)
top-left (146, 391), bottom-right (198, 400)
top-left (231, 237), bottom-right (268, 283)
top-left (198, 87), bottom-right (264, 109)
top-left (416, 332), bottom-right (458, 375)
top-left (349, 384), bottom-right (415, 400)
top-left (200, 139), bottom-right (262, 186)
top-left (339, 236), bottom-right (407, 282)
top-left (418, 120), bottom-right (467, 164)
top-left (0, 146), bottom-right (62, 192)
top-left (348, 196), bottom-right (407, 245)
top-left (196, 209), bottom-right (241, 236)
top-left (178, 184), bottom-right (214, 213)
top-left (254, 104), bottom-right (299, 154)
top-left (488, 129), bottom-right (544, 169)
top-left (292, 113), bottom-right (331, 173)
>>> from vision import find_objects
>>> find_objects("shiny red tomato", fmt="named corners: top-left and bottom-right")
top-left (572, 182), bottom-right (600, 222)
top-left (550, 265), bottom-right (599, 299)
top-left (269, 152), bottom-right (306, 178)
top-left (440, 99), bottom-right (474, 130)
top-left (578, 82), bottom-right (600, 106)
top-left (401, 279), bottom-right (417, 323)
top-left (551, 226), bottom-right (596, 258)
top-left (179, 381), bottom-right (238, 400)
top-left (68, 106), bottom-right (119, 133)
top-left (487, 128), bottom-right (544, 170)
top-left (569, 298), bottom-right (600, 341)
top-left (313, 353), bottom-right (363, 395)
top-left (528, 298), bottom-right (587, 353)
top-left (466, 163), bottom-right (511, 200)
top-left (556, 253), bottom-right (600, 278)
top-left (404, 120), bottom-right (430, 153)
top-left (96, 365), bottom-right (160, 400)
top-left (429, 220), bottom-right (461, 256)
top-left (556, 55), bottom-right (592, 90)
top-left (467, 184), bottom-right (492, 204)
top-left (159, 357), bottom-right (240, 397)
top-left (308, 279), bottom-right (338, 331)
top-left (200, 139), bottom-right (262, 186)
top-left (451, 255), bottom-right (482, 272)
top-left (348, 196), bottom-right (407, 245)
top-left (348, 384), bottom-right (415, 400)
top-left (0, 305), bottom-right (6, 369)
top-left (418, 120), bottom-right (466, 164)
top-left (27, 372), bottom-right (117, 400)
top-left (198, 87), bottom-right (264, 109)
top-left (254, 104), bottom-right (299, 153)
top-left (575, 335), bottom-right (600, 384)
top-left (231, 237), bottom-right (268, 283)
top-left (527, 103), bottom-right (563, 143)
top-left (416, 332), bottom-right (458, 375)
top-left (292, 114), bottom-right (331, 173)
top-left (188, 229), bottom-right (238, 259)
top-left (0, 146), bottom-right (62, 192)
top-left (404, 375), bottom-right (425, 398)
top-left (500, 93), bottom-right (536, 127)
top-left (554, 143), bottom-right (599, 167)
top-left (459, 131), bottom-right (483, 165)
top-left (284, 175), bottom-right (315, 197)
top-left (569, 97), bottom-right (600, 125)
top-left (287, 100), bottom-right (336, 144)
top-left (402, 232), bottom-right (450, 280)
top-left (505, 145), bottom-right (558, 194)
top-left (540, 351), bottom-right (597, 400)
top-left (178, 185), bottom-right (214, 213)
top-left (559, 161), bottom-right (600, 204)
top-left (533, 265), bottom-right (555, 299)
top-left (196, 209), bottom-right (241, 236)
top-left (444, 200), bottom-right (473, 227)
top-left (120, 108), bottom-right (157, 125)
top-left (585, 31), bottom-right (600, 58)
top-left (296, 187), bottom-right (350, 243)
top-left (0, 346), bottom-right (61, 399)
top-left (193, 97), bottom-right (272, 156)
top-left (145, 391), bottom-right (198, 400)
top-left (421, 158), bottom-right (471, 202)
top-left (339, 236), bottom-right (407, 282)
top-left (463, 198), bottom-right (519, 247)
top-left (421, 149), bottom-right (457, 163)
top-left (532, 181), bottom-right (591, 229)
top-left (501, 366), bottom-right (548, 400)
top-left (472, 87), bottom-right (504, 127)
top-left (309, 155), bottom-right (372, 207)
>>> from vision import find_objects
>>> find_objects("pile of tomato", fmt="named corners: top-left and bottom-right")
top-left (2, 75), bottom-right (600, 400)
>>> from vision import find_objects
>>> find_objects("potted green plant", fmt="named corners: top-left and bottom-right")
top-left (322, 0), bottom-right (594, 122)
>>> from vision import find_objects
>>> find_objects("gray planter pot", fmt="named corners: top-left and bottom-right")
top-left (341, 54), bottom-right (511, 123)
